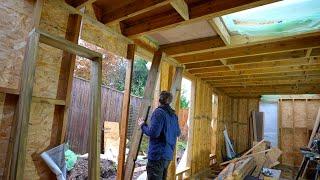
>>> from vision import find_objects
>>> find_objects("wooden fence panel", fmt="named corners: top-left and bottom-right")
top-left (67, 77), bottom-right (142, 154)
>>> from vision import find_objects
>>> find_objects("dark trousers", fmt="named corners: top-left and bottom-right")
top-left (146, 159), bottom-right (171, 180)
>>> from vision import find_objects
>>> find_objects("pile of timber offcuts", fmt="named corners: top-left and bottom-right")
top-left (216, 140), bottom-right (282, 180)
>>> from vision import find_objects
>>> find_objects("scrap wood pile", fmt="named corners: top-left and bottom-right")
top-left (216, 140), bottom-right (282, 180)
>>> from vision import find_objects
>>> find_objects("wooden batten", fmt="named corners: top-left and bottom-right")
top-left (10, 30), bottom-right (40, 180)
top-left (167, 67), bottom-right (184, 180)
top-left (117, 44), bottom-right (136, 180)
top-left (124, 50), bottom-right (163, 180)
top-left (57, 14), bottom-right (82, 144)
top-left (170, 0), bottom-right (189, 20)
top-left (88, 57), bottom-right (102, 180)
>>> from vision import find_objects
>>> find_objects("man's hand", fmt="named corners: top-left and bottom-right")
top-left (138, 117), bottom-right (145, 127)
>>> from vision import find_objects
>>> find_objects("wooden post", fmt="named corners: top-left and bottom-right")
top-left (88, 57), bottom-right (102, 180)
top-left (3, 94), bottom-right (19, 180)
top-left (167, 67), bottom-right (184, 180)
top-left (117, 44), bottom-right (136, 180)
top-left (124, 50), bottom-right (163, 180)
top-left (56, 14), bottom-right (82, 144)
top-left (10, 30), bottom-right (40, 179)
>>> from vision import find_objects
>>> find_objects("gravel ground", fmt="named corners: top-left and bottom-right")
top-left (67, 157), bottom-right (117, 180)
top-left (67, 156), bottom-right (147, 180)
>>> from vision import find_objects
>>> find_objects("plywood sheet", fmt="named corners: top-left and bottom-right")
top-left (81, 22), bottom-right (127, 58)
top-left (238, 99), bottom-right (248, 124)
top-left (24, 101), bottom-right (56, 179)
top-left (248, 99), bottom-right (259, 113)
top-left (293, 100), bottom-right (307, 128)
top-left (280, 100), bottom-right (293, 128)
top-left (238, 124), bottom-right (248, 153)
top-left (306, 100), bottom-right (320, 129)
top-left (39, 0), bottom-right (68, 37)
top-left (32, 44), bottom-right (62, 99)
top-left (293, 128), bottom-right (308, 152)
top-left (280, 128), bottom-right (293, 153)
top-left (0, 0), bottom-right (34, 90)
top-left (282, 152), bottom-right (294, 166)
top-left (148, 20), bottom-right (216, 45)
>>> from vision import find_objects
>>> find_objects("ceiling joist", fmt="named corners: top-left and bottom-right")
top-left (185, 50), bottom-right (307, 69)
top-left (210, 78), bottom-right (320, 87)
top-left (170, 0), bottom-right (189, 20)
top-left (160, 36), bottom-right (225, 56)
top-left (101, 0), bottom-right (171, 25)
top-left (176, 33), bottom-right (320, 64)
top-left (121, 0), bottom-right (280, 37)
top-left (208, 17), bottom-right (231, 45)
top-left (203, 70), bottom-right (320, 81)
top-left (189, 57), bottom-right (320, 74)
top-left (197, 64), bottom-right (320, 78)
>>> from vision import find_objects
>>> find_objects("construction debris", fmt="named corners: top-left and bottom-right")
top-left (67, 157), bottom-right (116, 180)
top-left (217, 139), bottom-right (282, 179)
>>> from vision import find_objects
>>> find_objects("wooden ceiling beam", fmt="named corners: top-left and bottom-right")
top-left (66, 0), bottom-right (92, 8)
top-left (101, 0), bottom-right (171, 24)
top-left (122, 0), bottom-right (280, 37)
top-left (208, 17), bottom-right (231, 45)
top-left (185, 50), bottom-right (306, 69)
top-left (207, 74), bottom-right (320, 84)
top-left (221, 84), bottom-right (320, 93)
top-left (170, 0), bottom-right (189, 20)
top-left (202, 70), bottom-right (320, 81)
top-left (311, 48), bottom-right (320, 57)
top-left (160, 36), bottom-right (225, 56)
top-left (210, 79), bottom-right (320, 87)
top-left (176, 33), bottom-right (320, 64)
top-left (76, 0), bottom-right (97, 9)
top-left (228, 91), bottom-right (318, 97)
top-left (189, 57), bottom-right (320, 74)
top-left (196, 64), bottom-right (320, 78)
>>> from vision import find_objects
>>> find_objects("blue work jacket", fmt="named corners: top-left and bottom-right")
top-left (141, 105), bottom-right (181, 161)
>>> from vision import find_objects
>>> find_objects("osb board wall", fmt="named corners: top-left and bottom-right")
top-left (81, 4), bottom-right (127, 57)
top-left (279, 99), bottom-right (320, 167)
top-left (21, 0), bottom-right (68, 178)
top-left (190, 79), bottom-right (212, 175)
top-left (232, 98), bottom-right (259, 153)
top-left (0, 0), bottom-right (34, 90)
top-left (216, 96), bottom-right (259, 162)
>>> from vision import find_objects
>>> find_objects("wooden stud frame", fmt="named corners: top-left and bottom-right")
top-left (117, 44), bottom-right (136, 180)
top-left (124, 50), bottom-right (163, 180)
top-left (10, 28), bottom-right (102, 179)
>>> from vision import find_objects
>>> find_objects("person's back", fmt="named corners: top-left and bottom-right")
top-left (138, 91), bottom-right (181, 180)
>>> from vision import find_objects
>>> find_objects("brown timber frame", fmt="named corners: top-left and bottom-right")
top-left (9, 28), bottom-right (103, 180)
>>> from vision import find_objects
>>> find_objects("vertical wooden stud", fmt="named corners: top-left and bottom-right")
top-left (117, 44), bottom-right (136, 180)
top-left (167, 67), bottom-right (183, 180)
top-left (10, 30), bottom-right (40, 179)
top-left (57, 14), bottom-right (82, 144)
top-left (124, 50), bottom-right (163, 180)
top-left (3, 94), bottom-right (19, 180)
top-left (88, 57), bottom-right (102, 180)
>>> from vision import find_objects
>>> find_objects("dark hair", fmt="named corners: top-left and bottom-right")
top-left (159, 91), bottom-right (173, 105)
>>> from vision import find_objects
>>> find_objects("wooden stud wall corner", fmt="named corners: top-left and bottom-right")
top-left (10, 29), bottom-right (103, 179)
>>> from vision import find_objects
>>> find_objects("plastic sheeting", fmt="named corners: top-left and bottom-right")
top-left (222, 0), bottom-right (320, 36)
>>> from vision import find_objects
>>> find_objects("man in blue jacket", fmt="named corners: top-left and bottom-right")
top-left (138, 91), bottom-right (181, 180)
